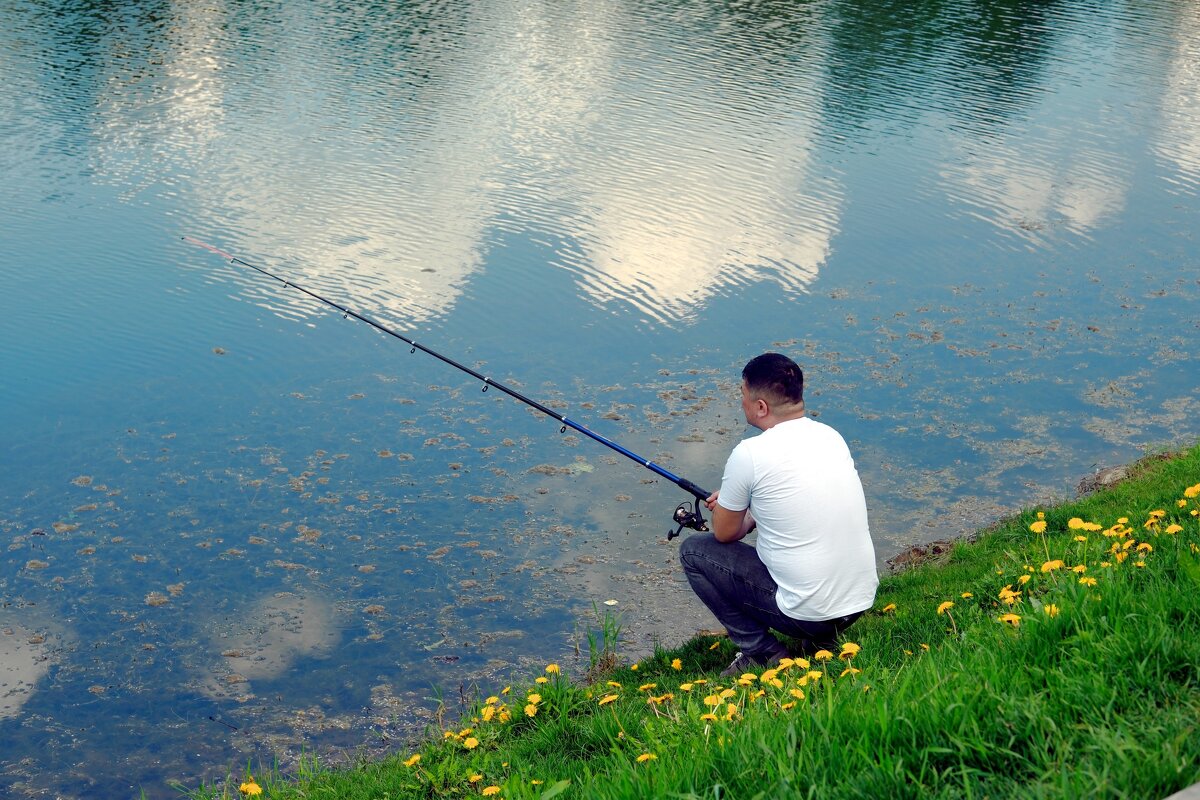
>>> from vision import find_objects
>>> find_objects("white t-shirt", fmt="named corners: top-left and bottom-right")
top-left (718, 416), bottom-right (878, 621)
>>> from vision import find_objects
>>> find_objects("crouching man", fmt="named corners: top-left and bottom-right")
top-left (680, 352), bottom-right (878, 676)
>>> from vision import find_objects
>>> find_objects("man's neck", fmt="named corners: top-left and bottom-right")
top-left (756, 407), bottom-right (806, 431)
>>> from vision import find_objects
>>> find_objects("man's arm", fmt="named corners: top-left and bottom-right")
top-left (706, 491), bottom-right (756, 543)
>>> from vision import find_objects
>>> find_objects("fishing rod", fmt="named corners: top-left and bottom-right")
top-left (183, 236), bottom-right (711, 539)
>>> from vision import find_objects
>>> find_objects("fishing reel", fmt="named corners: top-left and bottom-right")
top-left (668, 500), bottom-right (708, 540)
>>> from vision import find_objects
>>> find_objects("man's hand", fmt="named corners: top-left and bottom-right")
top-left (707, 491), bottom-right (756, 543)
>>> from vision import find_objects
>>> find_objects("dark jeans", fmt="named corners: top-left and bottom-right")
top-left (679, 533), bottom-right (863, 660)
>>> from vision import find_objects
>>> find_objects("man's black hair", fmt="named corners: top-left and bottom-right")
top-left (742, 352), bottom-right (804, 405)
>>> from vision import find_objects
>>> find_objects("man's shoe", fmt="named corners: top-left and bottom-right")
top-left (719, 647), bottom-right (786, 677)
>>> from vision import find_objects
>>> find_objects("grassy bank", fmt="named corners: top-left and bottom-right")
top-left (200, 444), bottom-right (1200, 800)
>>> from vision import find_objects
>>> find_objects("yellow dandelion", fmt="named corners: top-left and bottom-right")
top-left (1136, 542), bottom-right (1153, 553)
top-left (531, 780), bottom-right (543, 785)
top-left (403, 754), bottom-right (421, 767)
top-left (839, 667), bottom-right (861, 678)
top-left (1080, 576), bottom-right (1097, 586)
top-left (606, 681), bottom-right (622, 688)
top-left (806, 670), bottom-right (824, 681)
top-left (1165, 524), bottom-right (1183, 534)
top-left (482, 787), bottom-right (501, 797)
top-left (790, 688), bottom-right (805, 700)
top-left (1116, 551), bottom-right (1129, 563)
top-left (469, 774), bottom-right (484, 783)
top-left (239, 780), bottom-right (263, 796)
top-left (839, 642), bottom-right (861, 658)
top-left (463, 737), bottom-right (479, 750)
top-left (527, 693), bottom-right (541, 704)
top-left (524, 703), bottom-right (537, 718)
top-left (598, 694), bottom-right (619, 706)
top-left (1072, 565), bottom-right (1087, 573)
top-left (1017, 574), bottom-right (1031, 585)
top-left (919, 643), bottom-right (930, 651)
top-left (700, 712), bottom-right (718, 722)
top-left (1043, 604), bottom-right (1060, 617)
top-left (671, 658), bottom-right (682, 670)
top-left (881, 603), bottom-right (897, 613)
top-left (630, 663), bottom-right (639, 671)
top-left (1037, 511), bottom-right (1046, 520)
top-left (1030, 520), bottom-right (1047, 534)
top-left (1184, 484), bottom-right (1200, 498)
top-left (998, 613), bottom-right (1021, 627)
top-left (937, 601), bottom-right (954, 615)
top-left (679, 683), bottom-right (694, 692)
top-left (636, 753), bottom-right (657, 763)
top-left (1040, 560), bottom-right (1065, 572)
top-left (1074, 535), bottom-right (1088, 542)
top-left (725, 703), bottom-right (738, 719)
top-left (760, 668), bottom-right (779, 682)
top-left (703, 694), bottom-right (722, 707)
top-left (1067, 517), bottom-right (1085, 530)
top-left (781, 701), bottom-right (796, 710)
top-left (709, 640), bottom-right (720, 650)
top-left (485, 695), bottom-right (499, 705)
top-left (795, 657), bottom-right (811, 669)
top-left (545, 663), bottom-right (560, 674)
top-left (960, 592), bottom-right (973, 599)
top-left (480, 705), bottom-right (496, 722)
top-left (535, 676), bottom-right (548, 684)
top-left (638, 683), bottom-right (657, 692)
top-left (813, 649), bottom-right (834, 661)
top-left (501, 685), bottom-right (511, 695)
top-left (719, 688), bottom-right (737, 700)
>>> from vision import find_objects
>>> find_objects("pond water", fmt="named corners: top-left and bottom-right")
top-left (2, 0), bottom-right (1199, 796)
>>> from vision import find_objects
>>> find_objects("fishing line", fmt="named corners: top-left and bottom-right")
top-left (183, 237), bottom-right (710, 538)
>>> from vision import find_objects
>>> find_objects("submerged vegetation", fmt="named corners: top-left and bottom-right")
top-left (197, 444), bottom-right (1200, 799)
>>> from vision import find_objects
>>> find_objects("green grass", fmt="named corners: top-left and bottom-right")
top-left (195, 444), bottom-right (1200, 800)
